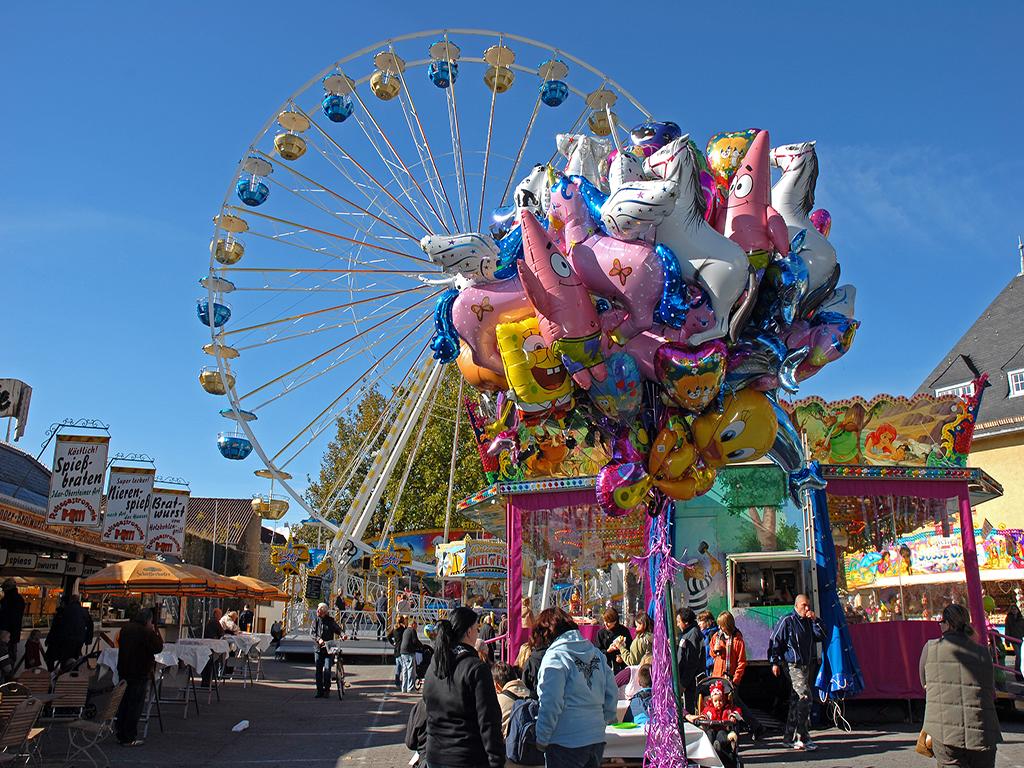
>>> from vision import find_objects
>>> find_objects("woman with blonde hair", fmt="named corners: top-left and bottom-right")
top-left (919, 604), bottom-right (1001, 767)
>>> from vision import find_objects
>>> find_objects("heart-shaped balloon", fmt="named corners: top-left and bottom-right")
top-left (655, 340), bottom-right (727, 414)
top-left (596, 460), bottom-right (651, 517)
top-left (588, 352), bottom-right (643, 423)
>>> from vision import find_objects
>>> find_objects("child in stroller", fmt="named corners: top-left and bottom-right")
top-left (414, 646), bottom-right (433, 690)
top-left (686, 678), bottom-right (744, 768)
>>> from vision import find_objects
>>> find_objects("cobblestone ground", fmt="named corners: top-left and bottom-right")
top-left (43, 660), bottom-right (1024, 768)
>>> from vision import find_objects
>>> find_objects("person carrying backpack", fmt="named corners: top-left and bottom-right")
top-left (622, 664), bottom-right (653, 725)
top-left (421, 607), bottom-right (505, 768)
top-left (534, 607), bottom-right (618, 768)
top-left (492, 662), bottom-right (529, 738)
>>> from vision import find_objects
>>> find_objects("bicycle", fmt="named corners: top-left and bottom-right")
top-left (326, 641), bottom-right (346, 699)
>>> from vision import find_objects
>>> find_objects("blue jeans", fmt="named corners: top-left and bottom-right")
top-left (545, 742), bottom-right (604, 768)
top-left (399, 653), bottom-right (416, 692)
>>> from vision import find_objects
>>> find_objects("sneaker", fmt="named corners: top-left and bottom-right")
top-left (803, 740), bottom-right (818, 751)
top-left (791, 740), bottom-right (807, 751)
top-left (751, 726), bottom-right (766, 742)
top-left (121, 740), bottom-right (144, 747)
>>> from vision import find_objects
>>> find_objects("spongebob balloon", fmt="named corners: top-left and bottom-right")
top-left (496, 317), bottom-right (574, 425)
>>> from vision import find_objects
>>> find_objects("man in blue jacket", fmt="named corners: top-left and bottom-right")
top-left (767, 594), bottom-right (826, 751)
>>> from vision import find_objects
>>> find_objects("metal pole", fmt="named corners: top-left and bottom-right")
top-left (211, 500), bottom-right (219, 572)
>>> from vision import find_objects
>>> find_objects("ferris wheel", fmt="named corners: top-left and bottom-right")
top-left (197, 30), bottom-right (652, 563)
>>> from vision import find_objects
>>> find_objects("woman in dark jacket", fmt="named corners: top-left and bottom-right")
top-left (920, 604), bottom-right (1001, 768)
top-left (522, 615), bottom-right (556, 698)
top-left (1004, 603), bottom-right (1024, 679)
top-left (421, 607), bottom-right (504, 768)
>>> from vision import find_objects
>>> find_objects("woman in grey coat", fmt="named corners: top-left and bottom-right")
top-left (919, 604), bottom-right (1001, 768)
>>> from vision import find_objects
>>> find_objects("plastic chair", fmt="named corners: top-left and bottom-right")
top-left (247, 646), bottom-right (265, 682)
top-left (0, 685), bottom-right (30, 733)
top-left (0, 697), bottom-right (44, 766)
top-left (42, 671), bottom-right (88, 723)
top-left (15, 671), bottom-right (48, 698)
top-left (63, 680), bottom-right (126, 768)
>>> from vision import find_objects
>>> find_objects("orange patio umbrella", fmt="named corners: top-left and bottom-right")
top-left (80, 559), bottom-right (207, 595)
top-left (231, 575), bottom-right (290, 602)
top-left (174, 564), bottom-right (245, 597)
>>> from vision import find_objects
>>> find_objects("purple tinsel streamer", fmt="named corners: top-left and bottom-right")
top-left (632, 498), bottom-right (687, 768)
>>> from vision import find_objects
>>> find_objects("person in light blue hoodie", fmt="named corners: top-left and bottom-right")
top-left (534, 607), bottom-right (618, 768)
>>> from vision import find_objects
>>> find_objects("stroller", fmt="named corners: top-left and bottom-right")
top-left (690, 677), bottom-right (746, 768)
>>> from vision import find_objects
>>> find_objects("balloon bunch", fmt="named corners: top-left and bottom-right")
top-left (423, 123), bottom-right (858, 516)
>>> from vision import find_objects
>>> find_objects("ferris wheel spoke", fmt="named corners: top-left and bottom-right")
top-left (545, 82), bottom-right (604, 167)
top-left (389, 42), bottom-right (460, 233)
top-left (229, 208), bottom-right (424, 262)
top-left (223, 284), bottom-right (428, 338)
top-left (444, 48), bottom-right (471, 230)
top-left (345, 87), bottom-right (450, 237)
top-left (476, 34), bottom-right (504, 233)
top-left (302, 111), bottom-right (434, 236)
top-left (253, 149), bottom-right (419, 243)
top-left (246, 318), bottom-right (428, 415)
top-left (271, 327), bottom-right (432, 466)
top-left (499, 93), bottom-right (543, 206)
top-left (237, 293), bottom-right (438, 400)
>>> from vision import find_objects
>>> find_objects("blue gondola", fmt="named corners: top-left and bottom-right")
top-left (539, 79), bottom-right (568, 107)
top-left (428, 60), bottom-right (458, 88)
top-left (196, 298), bottom-right (231, 328)
top-left (321, 93), bottom-right (354, 123)
top-left (217, 433), bottom-right (253, 460)
top-left (236, 174), bottom-right (270, 206)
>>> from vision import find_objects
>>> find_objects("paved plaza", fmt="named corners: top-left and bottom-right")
top-left (38, 660), bottom-right (1024, 768)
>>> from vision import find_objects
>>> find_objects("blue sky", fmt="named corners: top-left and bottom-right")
top-left (2, 2), bottom-right (1022, 533)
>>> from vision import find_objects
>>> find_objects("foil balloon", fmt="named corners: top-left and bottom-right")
top-left (518, 211), bottom-right (607, 388)
top-left (556, 134), bottom-right (614, 190)
top-left (495, 317), bottom-right (573, 424)
top-left (810, 209), bottom-right (831, 238)
top-left (597, 461), bottom-right (652, 517)
top-left (654, 340), bottom-right (727, 413)
top-left (769, 142), bottom-right (838, 298)
top-left (705, 129), bottom-right (758, 192)
top-left (648, 414), bottom-right (710, 501)
top-left (549, 175), bottom-right (669, 341)
top-left (420, 232), bottom-right (503, 283)
top-left (818, 284), bottom-right (856, 319)
top-left (725, 333), bottom-right (807, 393)
top-left (629, 120), bottom-right (683, 157)
top-left (765, 395), bottom-right (826, 506)
top-left (752, 231), bottom-right (810, 331)
top-left (783, 315), bottom-right (859, 382)
top-left (716, 129), bottom-right (790, 268)
top-left (589, 352), bottom-right (643, 423)
top-left (645, 137), bottom-right (755, 345)
top-left (456, 341), bottom-right (508, 392)
top-left (691, 388), bottom-right (779, 469)
top-left (452, 276), bottom-right (535, 375)
top-left (599, 179), bottom-right (679, 241)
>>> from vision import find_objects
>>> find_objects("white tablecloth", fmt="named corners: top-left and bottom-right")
top-left (226, 634), bottom-right (267, 654)
top-left (178, 638), bottom-right (231, 655)
top-left (603, 723), bottom-right (723, 767)
top-left (97, 647), bottom-right (187, 686)
top-left (161, 643), bottom-right (212, 673)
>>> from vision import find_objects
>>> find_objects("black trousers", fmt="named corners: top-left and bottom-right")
top-left (315, 647), bottom-right (331, 693)
top-left (115, 677), bottom-right (148, 743)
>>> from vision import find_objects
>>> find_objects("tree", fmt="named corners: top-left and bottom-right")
top-left (304, 365), bottom-right (485, 547)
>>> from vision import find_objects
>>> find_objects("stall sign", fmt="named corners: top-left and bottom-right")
top-left (0, 379), bottom-right (31, 441)
top-left (35, 557), bottom-right (66, 575)
top-left (64, 562), bottom-right (83, 577)
top-left (305, 576), bottom-right (323, 601)
top-left (46, 435), bottom-right (109, 527)
top-left (465, 541), bottom-right (507, 577)
top-left (271, 539), bottom-right (310, 575)
top-left (102, 466), bottom-right (154, 545)
top-left (0, 550), bottom-right (7, 567)
top-left (145, 487), bottom-right (189, 556)
top-left (82, 564), bottom-right (101, 578)
top-left (7, 553), bottom-right (37, 570)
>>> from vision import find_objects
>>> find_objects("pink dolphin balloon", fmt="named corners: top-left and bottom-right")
top-left (715, 130), bottom-right (790, 259)
top-left (783, 318), bottom-right (860, 382)
top-left (452, 276), bottom-right (534, 375)
top-left (548, 176), bottom-right (664, 342)
top-left (519, 211), bottom-right (607, 389)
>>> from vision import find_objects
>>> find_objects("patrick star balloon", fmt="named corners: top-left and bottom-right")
top-left (519, 211), bottom-right (607, 389)
top-left (716, 130), bottom-right (790, 271)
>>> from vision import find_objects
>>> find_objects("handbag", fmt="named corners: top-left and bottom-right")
top-left (915, 730), bottom-right (933, 757)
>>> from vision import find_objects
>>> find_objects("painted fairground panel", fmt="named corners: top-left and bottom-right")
top-left (466, 397), bottom-right (612, 483)
top-left (437, 538), bottom-right (509, 608)
top-left (673, 464), bottom-right (806, 660)
top-left (520, 500), bottom-right (647, 618)
top-left (784, 376), bottom-right (986, 468)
